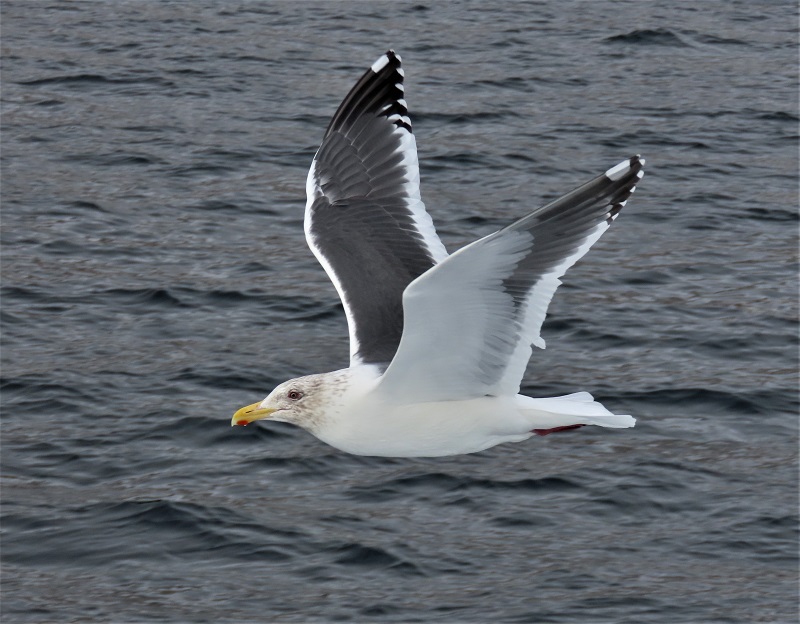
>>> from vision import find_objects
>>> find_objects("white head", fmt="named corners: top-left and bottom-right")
top-left (231, 372), bottom-right (347, 434)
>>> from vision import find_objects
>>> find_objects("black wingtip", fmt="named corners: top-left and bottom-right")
top-left (631, 154), bottom-right (645, 176)
top-left (325, 51), bottom-right (412, 138)
top-left (605, 155), bottom-right (645, 223)
top-left (605, 154), bottom-right (644, 182)
top-left (366, 50), bottom-right (403, 83)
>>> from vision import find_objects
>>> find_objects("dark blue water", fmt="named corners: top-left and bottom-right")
top-left (2, 1), bottom-right (797, 622)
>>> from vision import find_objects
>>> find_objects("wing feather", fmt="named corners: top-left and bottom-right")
top-left (304, 51), bottom-right (447, 366)
top-left (377, 156), bottom-right (645, 402)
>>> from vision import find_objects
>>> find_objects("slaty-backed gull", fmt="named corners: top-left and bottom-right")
top-left (232, 51), bottom-right (644, 457)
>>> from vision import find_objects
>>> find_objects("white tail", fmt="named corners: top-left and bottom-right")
top-left (518, 392), bottom-right (636, 430)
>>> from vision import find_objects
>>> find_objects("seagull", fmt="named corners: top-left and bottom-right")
top-left (231, 51), bottom-right (644, 457)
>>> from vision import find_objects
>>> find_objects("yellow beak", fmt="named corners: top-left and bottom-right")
top-left (231, 402), bottom-right (277, 427)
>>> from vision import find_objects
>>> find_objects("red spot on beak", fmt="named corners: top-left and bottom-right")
top-left (236, 419), bottom-right (249, 426)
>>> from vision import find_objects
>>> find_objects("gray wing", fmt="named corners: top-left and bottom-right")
top-left (304, 51), bottom-right (447, 366)
top-left (376, 156), bottom-right (645, 403)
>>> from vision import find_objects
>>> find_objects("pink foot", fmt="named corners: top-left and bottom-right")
top-left (533, 424), bottom-right (585, 436)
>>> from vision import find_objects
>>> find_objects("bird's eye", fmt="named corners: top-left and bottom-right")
top-left (287, 390), bottom-right (303, 400)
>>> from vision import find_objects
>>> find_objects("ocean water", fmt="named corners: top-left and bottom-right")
top-left (1, 1), bottom-right (797, 622)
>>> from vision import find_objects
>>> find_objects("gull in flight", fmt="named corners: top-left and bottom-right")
top-left (232, 51), bottom-right (644, 457)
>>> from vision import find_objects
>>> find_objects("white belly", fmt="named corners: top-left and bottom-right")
top-left (315, 395), bottom-right (533, 457)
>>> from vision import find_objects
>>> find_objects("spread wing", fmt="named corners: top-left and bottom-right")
top-left (377, 156), bottom-right (645, 402)
top-left (304, 51), bottom-right (447, 366)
